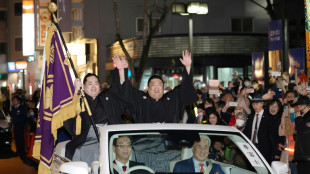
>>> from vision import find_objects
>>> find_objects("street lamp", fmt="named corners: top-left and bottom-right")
top-left (172, 2), bottom-right (208, 72)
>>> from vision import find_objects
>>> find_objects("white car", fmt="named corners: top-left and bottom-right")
top-left (54, 124), bottom-right (288, 174)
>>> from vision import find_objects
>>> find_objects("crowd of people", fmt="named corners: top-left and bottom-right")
top-left (180, 71), bottom-right (310, 174)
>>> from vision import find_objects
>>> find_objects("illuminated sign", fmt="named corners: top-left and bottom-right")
top-left (16, 61), bottom-right (28, 70)
top-left (22, 0), bottom-right (35, 56)
top-left (8, 62), bottom-right (20, 72)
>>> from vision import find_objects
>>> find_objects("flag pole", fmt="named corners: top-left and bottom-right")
top-left (48, 2), bottom-right (100, 143)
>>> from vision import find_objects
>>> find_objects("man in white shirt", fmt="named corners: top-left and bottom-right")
top-left (243, 94), bottom-right (275, 164)
top-left (173, 135), bottom-right (224, 173)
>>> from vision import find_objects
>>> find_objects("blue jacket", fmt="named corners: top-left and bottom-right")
top-left (173, 157), bottom-right (224, 174)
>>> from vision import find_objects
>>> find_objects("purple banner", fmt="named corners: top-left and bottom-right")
top-left (289, 47), bottom-right (305, 80)
top-left (268, 20), bottom-right (283, 51)
top-left (252, 52), bottom-right (265, 83)
top-left (33, 27), bottom-right (75, 174)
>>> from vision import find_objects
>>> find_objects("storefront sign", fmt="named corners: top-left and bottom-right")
top-left (16, 61), bottom-right (28, 70)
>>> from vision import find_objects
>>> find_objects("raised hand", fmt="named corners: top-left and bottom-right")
top-left (180, 50), bottom-right (192, 67)
top-left (179, 50), bottom-right (192, 74)
top-left (122, 58), bottom-right (128, 69)
top-left (112, 55), bottom-right (126, 70)
top-left (74, 78), bottom-right (82, 93)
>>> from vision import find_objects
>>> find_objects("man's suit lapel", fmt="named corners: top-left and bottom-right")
top-left (188, 158), bottom-right (195, 172)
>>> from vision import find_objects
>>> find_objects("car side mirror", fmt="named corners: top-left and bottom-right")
top-left (59, 161), bottom-right (89, 174)
top-left (271, 161), bottom-right (288, 174)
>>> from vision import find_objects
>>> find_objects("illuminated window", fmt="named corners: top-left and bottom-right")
top-left (14, 2), bottom-right (22, 16)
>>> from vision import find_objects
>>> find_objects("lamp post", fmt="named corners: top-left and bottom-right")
top-left (172, 2), bottom-right (208, 73)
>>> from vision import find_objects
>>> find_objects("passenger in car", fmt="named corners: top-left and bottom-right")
top-left (113, 136), bottom-right (149, 174)
top-left (112, 50), bottom-right (198, 123)
top-left (173, 135), bottom-right (224, 174)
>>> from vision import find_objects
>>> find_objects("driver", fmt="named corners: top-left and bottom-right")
top-left (173, 135), bottom-right (224, 174)
top-left (113, 136), bottom-right (149, 174)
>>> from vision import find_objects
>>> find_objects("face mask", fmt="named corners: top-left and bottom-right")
top-left (30, 111), bottom-right (34, 116)
top-left (198, 112), bottom-right (203, 117)
top-left (236, 119), bottom-right (245, 127)
top-left (244, 81), bottom-right (250, 87)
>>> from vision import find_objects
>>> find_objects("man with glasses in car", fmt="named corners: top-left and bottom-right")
top-left (113, 136), bottom-right (149, 174)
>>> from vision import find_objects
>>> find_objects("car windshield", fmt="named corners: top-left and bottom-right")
top-left (107, 129), bottom-right (270, 174)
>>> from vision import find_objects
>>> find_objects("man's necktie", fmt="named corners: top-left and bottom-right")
top-left (122, 166), bottom-right (127, 171)
top-left (199, 163), bottom-right (204, 173)
top-left (252, 114), bottom-right (259, 144)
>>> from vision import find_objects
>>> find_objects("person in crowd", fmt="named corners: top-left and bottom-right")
top-left (290, 96), bottom-right (310, 174)
top-left (31, 88), bottom-right (41, 107)
top-left (113, 136), bottom-right (148, 174)
top-left (208, 139), bottom-right (225, 162)
top-left (283, 90), bottom-right (298, 105)
top-left (196, 89), bottom-right (203, 105)
top-left (2, 89), bottom-right (10, 115)
top-left (225, 81), bottom-right (237, 99)
top-left (113, 50), bottom-right (198, 123)
top-left (278, 99), bottom-right (298, 174)
top-left (220, 93), bottom-right (235, 124)
top-left (266, 99), bottom-right (284, 160)
top-left (63, 72), bottom-right (126, 165)
top-left (173, 135), bottom-right (224, 173)
top-left (11, 96), bottom-right (28, 158)
top-left (251, 80), bottom-right (264, 97)
top-left (234, 112), bottom-right (247, 132)
top-left (203, 98), bottom-right (216, 111)
top-left (202, 109), bottom-right (222, 125)
top-left (243, 94), bottom-right (275, 164)
top-left (195, 104), bottom-right (205, 124)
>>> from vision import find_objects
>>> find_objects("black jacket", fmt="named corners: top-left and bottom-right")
top-left (294, 110), bottom-right (310, 162)
top-left (243, 110), bottom-right (276, 163)
top-left (64, 91), bottom-right (125, 160)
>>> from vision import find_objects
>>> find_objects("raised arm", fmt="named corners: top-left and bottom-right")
top-left (179, 50), bottom-right (192, 75)
top-left (112, 55), bottom-right (127, 84)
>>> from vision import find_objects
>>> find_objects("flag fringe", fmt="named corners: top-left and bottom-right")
top-left (32, 140), bottom-right (41, 160)
top-left (38, 160), bottom-right (51, 174)
top-left (51, 93), bottom-right (80, 142)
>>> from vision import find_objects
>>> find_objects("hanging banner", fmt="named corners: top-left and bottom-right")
top-left (252, 52), bottom-right (265, 85)
top-left (268, 20), bottom-right (283, 51)
top-left (305, 0), bottom-right (310, 68)
top-left (289, 47), bottom-right (305, 80)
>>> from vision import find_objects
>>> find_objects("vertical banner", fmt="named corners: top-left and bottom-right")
top-left (289, 47), bottom-right (305, 80)
top-left (33, 27), bottom-right (78, 174)
top-left (252, 52), bottom-right (265, 85)
top-left (305, 0), bottom-right (310, 68)
top-left (268, 20), bottom-right (283, 51)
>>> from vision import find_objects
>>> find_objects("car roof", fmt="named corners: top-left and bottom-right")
top-left (99, 123), bottom-right (241, 133)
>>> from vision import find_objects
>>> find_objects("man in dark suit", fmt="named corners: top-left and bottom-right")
top-left (243, 94), bottom-right (275, 164)
top-left (173, 135), bottom-right (224, 174)
top-left (113, 136), bottom-right (149, 174)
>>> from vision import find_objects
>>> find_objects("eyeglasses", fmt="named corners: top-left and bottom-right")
top-left (115, 144), bottom-right (132, 149)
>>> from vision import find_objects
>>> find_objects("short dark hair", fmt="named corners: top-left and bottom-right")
top-left (284, 90), bottom-right (298, 98)
top-left (12, 95), bottom-right (21, 102)
top-left (113, 136), bottom-right (132, 146)
top-left (83, 73), bottom-right (100, 84)
top-left (147, 75), bottom-right (164, 86)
